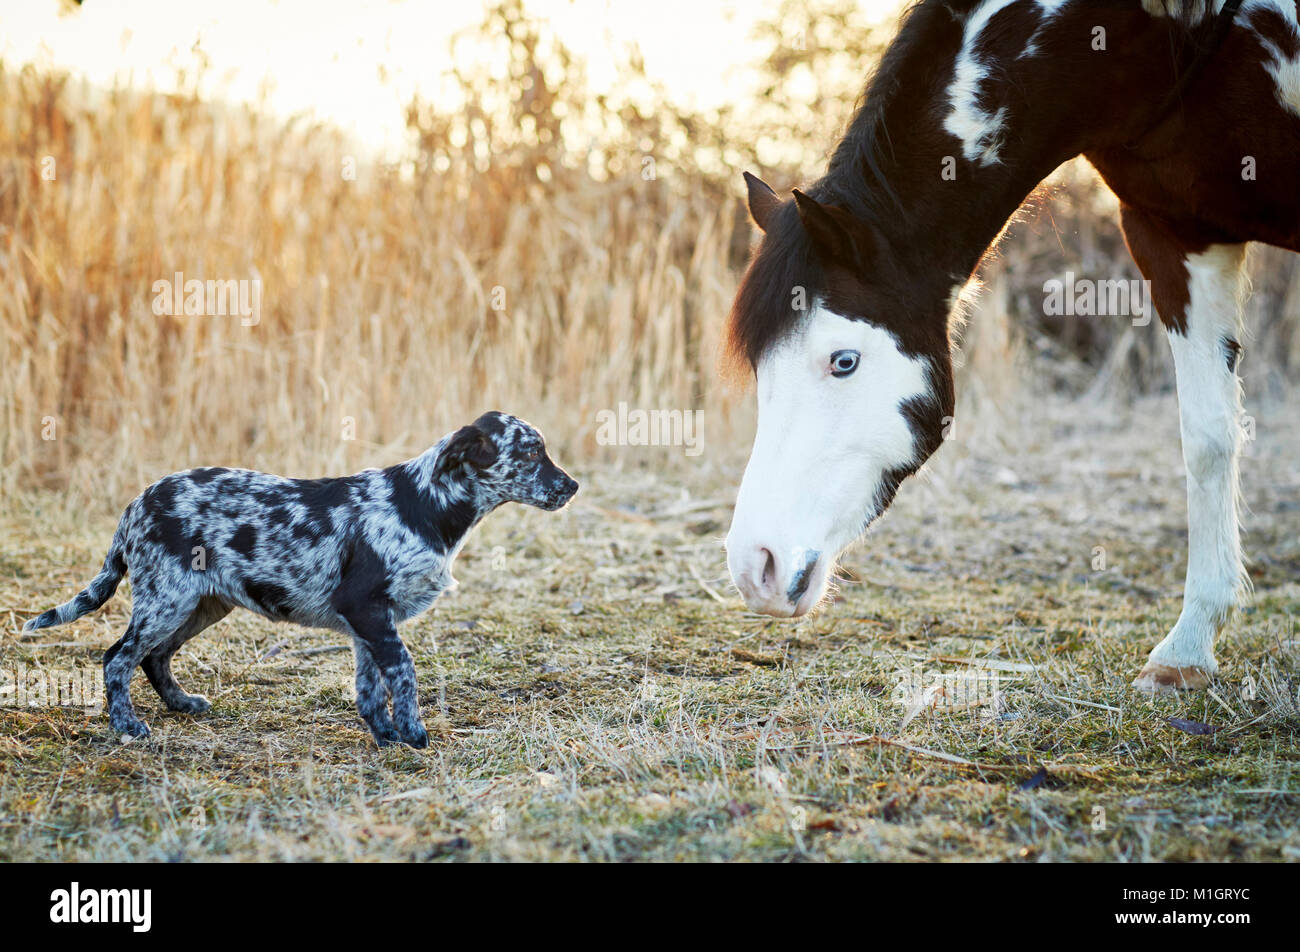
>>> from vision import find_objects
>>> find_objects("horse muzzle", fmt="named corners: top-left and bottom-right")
top-left (726, 538), bottom-right (826, 617)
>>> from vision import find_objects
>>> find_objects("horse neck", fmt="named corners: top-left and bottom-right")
top-left (829, 0), bottom-right (1212, 288)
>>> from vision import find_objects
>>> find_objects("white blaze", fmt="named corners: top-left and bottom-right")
top-left (725, 301), bottom-right (933, 617)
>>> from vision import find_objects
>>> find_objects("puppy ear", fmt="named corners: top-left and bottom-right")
top-left (438, 425), bottom-right (496, 475)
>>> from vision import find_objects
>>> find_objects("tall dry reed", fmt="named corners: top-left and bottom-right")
top-left (0, 57), bottom-right (740, 509)
top-left (2, 0), bottom-right (1296, 511)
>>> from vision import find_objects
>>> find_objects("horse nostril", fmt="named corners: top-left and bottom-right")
top-left (759, 548), bottom-right (777, 595)
top-left (786, 550), bottom-right (820, 605)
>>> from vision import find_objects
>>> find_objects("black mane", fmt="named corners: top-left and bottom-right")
top-left (726, 198), bottom-right (822, 374)
top-left (821, 0), bottom-right (975, 220)
top-left (723, 0), bottom-right (1227, 375)
top-left (726, 0), bottom-right (973, 373)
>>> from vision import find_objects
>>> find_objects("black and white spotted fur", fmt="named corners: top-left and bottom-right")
top-left (23, 411), bottom-right (578, 747)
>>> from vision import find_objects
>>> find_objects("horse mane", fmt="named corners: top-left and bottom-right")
top-left (721, 0), bottom-right (1233, 381)
top-left (723, 0), bottom-right (972, 379)
top-left (722, 198), bottom-right (819, 382)
top-left (822, 0), bottom-right (977, 220)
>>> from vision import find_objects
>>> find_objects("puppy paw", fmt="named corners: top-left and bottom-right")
top-left (366, 721), bottom-right (402, 747)
top-left (113, 717), bottom-right (152, 739)
top-left (169, 693), bottom-right (212, 714)
top-left (398, 721), bottom-right (429, 749)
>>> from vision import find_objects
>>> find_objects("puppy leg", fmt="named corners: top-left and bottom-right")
top-left (344, 609), bottom-right (427, 749)
top-left (103, 621), bottom-right (147, 737)
top-left (381, 639), bottom-right (429, 749)
top-left (104, 580), bottom-right (199, 738)
top-left (141, 597), bottom-right (230, 713)
top-left (351, 637), bottom-right (400, 746)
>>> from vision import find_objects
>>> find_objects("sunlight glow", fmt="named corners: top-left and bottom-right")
top-left (3, 0), bottom-right (903, 159)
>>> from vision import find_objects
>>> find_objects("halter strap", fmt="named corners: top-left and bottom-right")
top-left (1132, 0), bottom-right (1246, 145)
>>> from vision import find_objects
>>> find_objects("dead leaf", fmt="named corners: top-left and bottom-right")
top-left (376, 786), bottom-right (435, 804)
top-left (1017, 766), bottom-right (1048, 791)
top-left (635, 793), bottom-right (672, 815)
top-left (363, 824), bottom-right (412, 838)
top-left (1167, 717), bottom-right (1221, 736)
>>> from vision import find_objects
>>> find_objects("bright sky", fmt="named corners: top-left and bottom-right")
top-left (3, 0), bottom-right (900, 159)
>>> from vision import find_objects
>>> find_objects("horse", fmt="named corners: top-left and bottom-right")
top-left (722, 0), bottom-right (1300, 693)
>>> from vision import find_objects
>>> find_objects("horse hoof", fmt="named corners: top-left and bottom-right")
top-left (1132, 663), bottom-right (1211, 693)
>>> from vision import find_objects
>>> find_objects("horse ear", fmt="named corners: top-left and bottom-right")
top-left (743, 171), bottom-right (781, 233)
top-left (792, 189), bottom-right (864, 266)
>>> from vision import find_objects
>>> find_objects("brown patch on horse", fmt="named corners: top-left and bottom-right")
top-left (1117, 205), bottom-right (1198, 334)
top-left (1093, 5), bottom-right (1300, 256)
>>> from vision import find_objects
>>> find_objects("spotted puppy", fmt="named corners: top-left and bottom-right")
top-left (23, 411), bottom-right (578, 747)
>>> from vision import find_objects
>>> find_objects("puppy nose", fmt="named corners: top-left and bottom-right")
top-left (563, 476), bottom-right (579, 497)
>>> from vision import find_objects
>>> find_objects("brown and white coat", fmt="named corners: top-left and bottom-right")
top-left (724, 0), bottom-right (1300, 692)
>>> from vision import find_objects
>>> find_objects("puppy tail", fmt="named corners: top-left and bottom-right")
top-left (23, 510), bottom-right (131, 632)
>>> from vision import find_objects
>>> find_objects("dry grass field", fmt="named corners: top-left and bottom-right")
top-left (3, 392), bottom-right (1299, 862)
top-left (1, 1), bottom-right (1298, 861)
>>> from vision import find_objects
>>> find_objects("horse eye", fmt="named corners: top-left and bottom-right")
top-left (830, 349), bottom-right (860, 378)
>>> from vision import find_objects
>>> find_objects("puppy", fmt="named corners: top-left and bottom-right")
top-left (23, 411), bottom-right (578, 747)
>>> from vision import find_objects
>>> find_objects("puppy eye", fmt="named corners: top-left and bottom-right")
top-left (830, 349), bottom-right (860, 378)
top-left (526, 449), bottom-right (540, 461)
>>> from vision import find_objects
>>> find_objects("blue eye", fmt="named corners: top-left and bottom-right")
top-left (830, 349), bottom-right (860, 378)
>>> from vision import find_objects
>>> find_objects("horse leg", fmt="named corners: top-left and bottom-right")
top-left (1123, 207), bottom-right (1249, 691)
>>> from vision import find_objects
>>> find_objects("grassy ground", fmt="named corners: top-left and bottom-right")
top-left (1, 391), bottom-right (1298, 862)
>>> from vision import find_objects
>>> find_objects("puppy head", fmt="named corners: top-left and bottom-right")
top-left (438, 411), bottom-right (579, 511)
